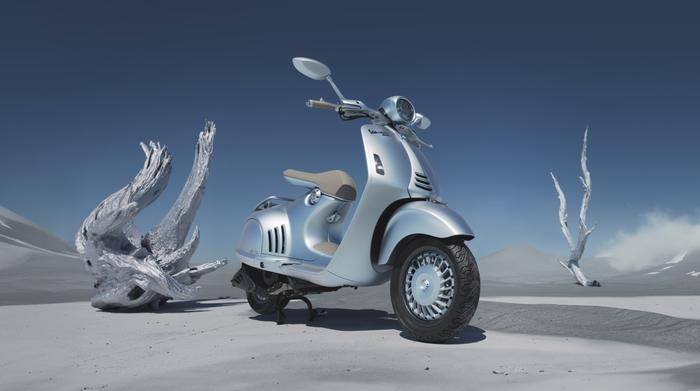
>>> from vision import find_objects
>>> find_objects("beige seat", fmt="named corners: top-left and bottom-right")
top-left (283, 169), bottom-right (357, 201)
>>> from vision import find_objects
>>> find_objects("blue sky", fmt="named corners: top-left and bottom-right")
top-left (1, 1), bottom-right (699, 261)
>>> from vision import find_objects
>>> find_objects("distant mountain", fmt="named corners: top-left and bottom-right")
top-left (477, 243), bottom-right (619, 284)
top-left (0, 206), bottom-right (92, 305)
top-left (0, 205), bottom-right (77, 264)
top-left (608, 249), bottom-right (700, 288)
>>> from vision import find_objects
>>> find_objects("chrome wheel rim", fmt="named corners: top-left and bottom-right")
top-left (404, 249), bottom-right (455, 321)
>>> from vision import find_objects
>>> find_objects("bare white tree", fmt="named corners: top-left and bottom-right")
top-left (75, 121), bottom-right (227, 309)
top-left (550, 128), bottom-right (600, 287)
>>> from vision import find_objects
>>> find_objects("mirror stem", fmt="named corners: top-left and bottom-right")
top-left (326, 76), bottom-right (345, 101)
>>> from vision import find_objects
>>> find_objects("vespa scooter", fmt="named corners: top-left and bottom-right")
top-left (232, 57), bottom-right (480, 342)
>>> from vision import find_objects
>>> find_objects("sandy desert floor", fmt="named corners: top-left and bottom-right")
top-left (483, 296), bottom-right (700, 320)
top-left (1, 291), bottom-right (699, 391)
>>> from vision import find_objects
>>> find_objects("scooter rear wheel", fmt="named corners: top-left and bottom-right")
top-left (246, 292), bottom-right (279, 315)
top-left (390, 237), bottom-right (480, 343)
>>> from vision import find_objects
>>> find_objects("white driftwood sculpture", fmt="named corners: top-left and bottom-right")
top-left (76, 121), bottom-right (227, 309)
top-left (550, 128), bottom-right (600, 287)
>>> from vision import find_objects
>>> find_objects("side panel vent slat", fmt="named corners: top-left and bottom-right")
top-left (267, 225), bottom-right (288, 254)
top-left (267, 230), bottom-right (272, 252)
top-left (414, 172), bottom-right (433, 191)
top-left (281, 225), bottom-right (286, 254)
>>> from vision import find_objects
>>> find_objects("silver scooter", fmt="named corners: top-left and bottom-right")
top-left (232, 57), bottom-right (480, 342)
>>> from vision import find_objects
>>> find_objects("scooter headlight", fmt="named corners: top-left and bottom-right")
top-left (380, 96), bottom-right (415, 125)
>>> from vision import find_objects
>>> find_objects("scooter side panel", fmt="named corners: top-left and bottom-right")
top-left (237, 218), bottom-right (263, 256)
top-left (403, 140), bottom-right (441, 200)
top-left (376, 201), bottom-right (475, 265)
top-left (324, 125), bottom-right (413, 285)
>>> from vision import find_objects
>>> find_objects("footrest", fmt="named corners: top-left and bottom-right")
top-left (313, 241), bottom-right (338, 256)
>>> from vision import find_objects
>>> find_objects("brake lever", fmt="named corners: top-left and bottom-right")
top-left (396, 125), bottom-right (433, 148)
top-left (338, 103), bottom-right (368, 121)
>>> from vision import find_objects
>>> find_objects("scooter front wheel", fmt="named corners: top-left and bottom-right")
top-left (390, 237), bottom-right (480, 343)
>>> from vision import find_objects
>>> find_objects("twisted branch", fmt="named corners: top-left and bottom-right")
top-left (76, 121), bottom-right (227, 309)
top-left (551, 128), bottom-right (599, 287)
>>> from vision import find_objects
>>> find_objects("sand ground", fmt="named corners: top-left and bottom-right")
top-left (1, 298), bottom-right (699, 391)
top-left (483, 295), bottom-right (700, 320)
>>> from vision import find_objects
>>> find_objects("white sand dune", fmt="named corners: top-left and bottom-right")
top-left (0, 205), bottom-right (77, 265)
top-left (0, 242), bottom-right (94, 305)
top-left (483, 296), bottom-right (700, 320)
top-left (477, 243), bottom-right (618, 283)
top-left (0, 300), bottom-right (698, 391)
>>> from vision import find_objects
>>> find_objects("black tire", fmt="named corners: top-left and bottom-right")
top-left (390, 237), bottom-right (480, 343)
top-left (246, 292), bottom-right (279, 315)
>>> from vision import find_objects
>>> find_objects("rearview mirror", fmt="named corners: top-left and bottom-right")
top-left (292, 57), bottom-right (331, 80)
top-left (413, 113), bottom-right (431, 130)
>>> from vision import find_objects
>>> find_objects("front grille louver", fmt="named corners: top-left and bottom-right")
top-left (267, 225), bottom-right (287, 254)
top-left (414, 172), bottom-right (433, 191)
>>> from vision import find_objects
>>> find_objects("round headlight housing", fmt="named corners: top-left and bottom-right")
top-left (380, 96), bottom-right (415, 124)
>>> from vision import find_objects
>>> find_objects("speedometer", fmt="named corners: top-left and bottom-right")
top-left (380, 96), bottom-right (416, 125)
top-left (396, 97), bottom-right (415, 122)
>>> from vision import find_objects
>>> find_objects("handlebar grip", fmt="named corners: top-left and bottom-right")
top-left (306, 99), bottom-right (338, 111)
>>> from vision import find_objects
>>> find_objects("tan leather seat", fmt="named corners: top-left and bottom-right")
top-left (283, 169), bottom-right (357, 201)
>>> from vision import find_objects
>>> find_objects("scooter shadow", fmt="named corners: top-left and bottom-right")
top-left (250, 308), bottom-right (398, 332)
top-left (399, 327), bottom-right (486, 345)
top-left (100, 299), bottom-right (245, 314)
top-left (249, 308), bottom-right (487, 345)
top-left (156, 299), bottom-right (246, 313)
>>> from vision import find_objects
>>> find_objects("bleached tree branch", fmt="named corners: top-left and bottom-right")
top-left (75, 142), bottom-right (172, 257)
top-left (145, 122), bottom-right (216, 257)
top-left (550, 172), bottom-right (574, 252)
top-left (76, 122), bottom-right (227, 309)
top-left (551, 127), bottom-right (600, 287)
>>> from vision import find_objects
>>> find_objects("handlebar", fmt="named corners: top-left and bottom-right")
top-left (303, 95), bottom-right (430, 147)
top-left (306, 98), bottom-right (383, 123)
top-left (306, 99), bottom-right (339, 111)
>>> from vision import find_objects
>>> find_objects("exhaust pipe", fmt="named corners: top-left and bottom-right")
top-left (231, 265), bottom-right (258, 292)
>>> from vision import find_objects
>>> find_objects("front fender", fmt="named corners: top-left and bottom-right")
top-left (377, 201), bottom-right (474, 265)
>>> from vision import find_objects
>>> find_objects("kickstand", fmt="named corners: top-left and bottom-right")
top-left (275, 296), bottom-right (289, 325)
top-left (297, 296), bottom-right (315, 322)
top-left (275, 295), bottom-right (317, 325)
